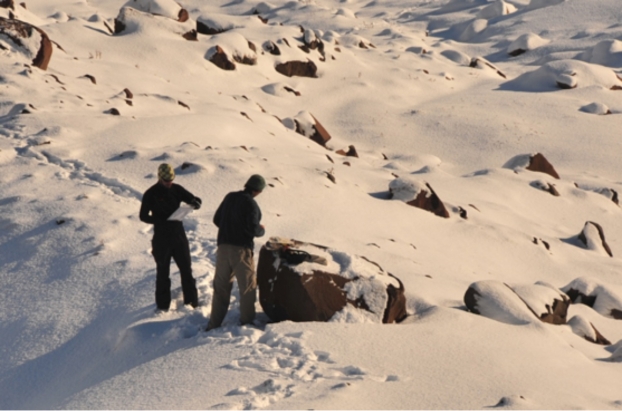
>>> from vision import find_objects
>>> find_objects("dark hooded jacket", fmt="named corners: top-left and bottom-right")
top-left (140, 182), bottom-right (198, 237)
top-left (213, 188), bottom-right (264, 249)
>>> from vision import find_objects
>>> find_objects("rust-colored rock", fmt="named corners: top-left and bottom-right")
top-left (209, 45), bottom-right (235, 70)
top-left (275, 60), bottom-right (317, 78)
top-left (182, 29), bottom-right (197, 41)
top-left (257, 239), bottom-right (407, 324)
top-left (588, 323), bottom-right (611, 345)
top-left (336, 145), bottom-right (359, 158)
top-left (406, 183), bottom-right (450, 218)
top-left (526, 153), bottom-right (560, 179)
top-left (177, 8), bottom-right (189, 22)
top-left (0, 17), bottom-right (53, 70)
top-left (389, 178), bottom-right (450, 219)
top-left (539, 297), bottom-right (570, 325)
top-left (292, 113), bottom-right (331, 147)
top-left (263, 40), bottom-right (280, 55)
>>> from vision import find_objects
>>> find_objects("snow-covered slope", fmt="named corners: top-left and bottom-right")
top-left (1, 0), bottom-right (622, 409)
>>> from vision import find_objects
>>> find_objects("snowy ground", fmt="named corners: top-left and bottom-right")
top-left (1, 0), bottom-right (622, 409)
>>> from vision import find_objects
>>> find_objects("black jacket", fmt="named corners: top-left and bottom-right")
top-left (140, 182), bottom-right (199, 237)
top-left (213, 189), bottom-right (265, 249)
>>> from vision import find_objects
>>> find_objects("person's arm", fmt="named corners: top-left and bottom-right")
top-left (213, 197), bottom-right (224, 228)
top-left (178, 185), bottom-right (202, 210)
top-left (139, 192), bottom-right (156, 224)
top-left (248, 200), bottom-right (265, 238)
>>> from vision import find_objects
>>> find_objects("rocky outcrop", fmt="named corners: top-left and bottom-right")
top-left (257, 238), bottom-right (407, 324)
top-left (0, 17), bottom-right (52, 70)
top-left (389, 177), bottom-right (449, 218)
top-left (578, 221), bottom-right (613, 257)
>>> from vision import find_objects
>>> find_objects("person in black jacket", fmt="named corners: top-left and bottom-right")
top-left (206, 174), bottom-right (266, 331)
top-left (140, 163), bottom-right (202, 311)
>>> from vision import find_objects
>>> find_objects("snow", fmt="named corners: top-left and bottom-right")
top-left (1, 0), bottom-right (622, 409)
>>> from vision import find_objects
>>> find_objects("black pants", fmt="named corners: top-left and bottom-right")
top-left (151, 231), bottom-right (198, 310)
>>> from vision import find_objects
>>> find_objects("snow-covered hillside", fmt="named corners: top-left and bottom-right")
top-left (1, 0), bottom-right (622, 409)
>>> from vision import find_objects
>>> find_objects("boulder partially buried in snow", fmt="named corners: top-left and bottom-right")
top-left (507, 33), bottom-right (549, 57)
top-left (574, 183), bottom-right (618, 205)
top-left (503, 152), bottom-right (560, 179)
top-left (440, 49), bottom-right (471, 66)
top-left (562, 277), bottom-right (622, 320)
top-left (114, 4), bottom-right (195, 39)
top-left (577, 221), bottom-right (613, 257)
top-left (609, 340), bottom-right (622, 362)
top-left (469, 56), bottom-right (506, 78)
top-left (579, 102), bottom-right (611, 115)
top-left (505, 59), bottom-right (622, 91)
top-left (477, 0), bottom-right (517, 19)
top-left (567, 315), bottom-right (611, 345)
top-left (389, 177), bottom-right (450, 218)
top-left (121, 0), bottom-right (188, 21)
top-left (464, 280), bottom-right (570, 325)
top-left (527, 0), bottom-right (565, 10)
top-left (196, 13), bottom-right (264, 35)
top-left (282, 111), bottom-right (331, 147)
top-left (256, 238), bottom-right (407, 324)
top-left (577, 39), bottom-right (622, 68)
top-left (0, 17), bottom-right (52, 70)
top-left (205, 32), bottom-right (258, 69)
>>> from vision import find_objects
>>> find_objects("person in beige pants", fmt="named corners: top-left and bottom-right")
top-left (206, 175), bottom-right (266, 331)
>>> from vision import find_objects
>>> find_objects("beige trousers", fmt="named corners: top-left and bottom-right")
top-left (207, 244), bottom-right (256, 329)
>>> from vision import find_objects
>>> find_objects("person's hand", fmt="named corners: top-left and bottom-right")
top-left (190, 197), bottom-right (202, 210)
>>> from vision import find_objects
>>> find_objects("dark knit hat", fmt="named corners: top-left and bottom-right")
top-left (158, 163), bottom-right (175, 182)
top-left (245, 174), bottom-right (266, 191)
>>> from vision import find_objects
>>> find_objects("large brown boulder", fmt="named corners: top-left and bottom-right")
top-left (388, 177), bottom-right (449, 218)
top-left (257, 238), bottom-right (407, 324)
top-left (0, 17), bottom-right (52, 70)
